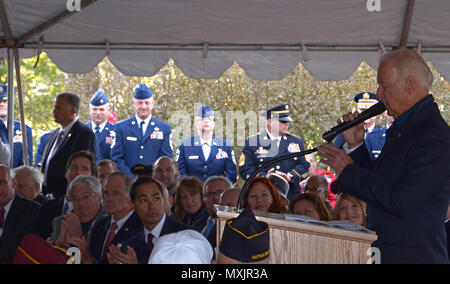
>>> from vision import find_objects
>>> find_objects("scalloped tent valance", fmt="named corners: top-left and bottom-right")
top-left (1, 0), bottom-right (450, 81)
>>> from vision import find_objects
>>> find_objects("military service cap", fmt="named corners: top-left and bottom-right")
top-left (219, 207), bottom-right (270, 263)
top-left (0, 84), bottom-right (7, 101)
top-left (196, 105), bottom-right (214, 118)
top-left (134, 83), bottom-right (153, 99)
top-left (354, 92), bottom-right (378, 109)
top-left (266, 104), bottom-right (293, 122)
top-left (89, 90), bottom-right (109, 106)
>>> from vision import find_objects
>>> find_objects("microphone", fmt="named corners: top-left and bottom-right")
top-left (322, 101), bottom-right (386, 143)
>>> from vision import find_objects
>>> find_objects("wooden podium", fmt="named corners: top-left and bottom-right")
top-left (216, 210), bottom-right (378, 264)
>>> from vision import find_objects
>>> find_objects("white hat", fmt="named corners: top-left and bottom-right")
top-left (148, 230), bottom-right (213, 264)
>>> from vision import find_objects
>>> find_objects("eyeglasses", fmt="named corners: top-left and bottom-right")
top-left (69, 192), bottom-right (95, 204)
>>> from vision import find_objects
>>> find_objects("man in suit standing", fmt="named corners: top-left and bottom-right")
top-left (41, 92), bottom-right (97, 198)
top-left (69, 172), bottom-right (142, 264)
top-left (87, 91), bottom-right (115, 163)
top-left (0, 165), bottom-right (41, 263)
top-left (106, 177), bottom-right (190, 264)
top-left (176, 105), bottom-right (237, 184)
top-left (111, 84), bottom-right (172, 177)
top-left (0, 84), bottom-right (33, 168)
top-left (318, 49), bottom-right (450, 263)
top-left (239, 104), bottom-right (310, 201)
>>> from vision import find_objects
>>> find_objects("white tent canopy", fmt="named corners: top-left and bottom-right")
top-left (1, 0), bottom-right (450, 81)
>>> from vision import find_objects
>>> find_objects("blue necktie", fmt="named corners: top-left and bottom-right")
top-left (95, 125), bottom-right (101, 140)
top-left (140, 121), bottom-right (145, 136)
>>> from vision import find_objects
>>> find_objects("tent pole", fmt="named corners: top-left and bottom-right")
top-left (399, 0), bottom-right (416, 49)
top-left (13, 48), bottom-right (29, 166)
top-left (6, 48), bottom-right (14, 167)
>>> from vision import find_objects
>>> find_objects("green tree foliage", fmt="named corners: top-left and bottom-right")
top-left (1, 53), bottom-right (449, 169)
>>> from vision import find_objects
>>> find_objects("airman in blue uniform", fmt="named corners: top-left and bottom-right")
top-left (0, 85), bottom-right (33, 168)
top-left (34, 130), bottom-right (54, 167)
top-left (176, 105), bottom-right (237, 183)
top-left (111, 84), bottom-right (172, 177)
top-left (239, 104), bottom-right (310, 201)
top-left (333, 92), bottom-right (386, 160)
top-left (86, 91), bottom-right (115, 163)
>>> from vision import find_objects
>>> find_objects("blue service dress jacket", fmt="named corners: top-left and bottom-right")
top-left (365, 125), bottom-right (386, 160)
top-left (239, 131), bottom-right (310, 201)
top-left (111, 116), bottom-right (172, 176)
top-left (176, 136), bottom-right (237, 183)
top-left (86, 121), bottom-right (115, 163)
top-left (34, 130), bottom-right (54, 167)
top-left (0, 119), bottom-right (33, 168)
top-left (337, 96), bottom-right (450, 264)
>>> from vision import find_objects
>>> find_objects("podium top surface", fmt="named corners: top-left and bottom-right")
top-left (217, 210), bottom-right (378, 243)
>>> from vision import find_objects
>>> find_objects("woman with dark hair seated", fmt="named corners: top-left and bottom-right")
top-left (173, 176), bottom-right (209, 232)
top-left (288, 193), bottom-right (331, 221)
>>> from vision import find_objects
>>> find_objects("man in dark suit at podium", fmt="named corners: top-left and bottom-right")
top-left (318, 49), bottom-right (450, 264)
top-left (41, 93), bottom-right (97, 198)
top-left (0, 165), bottom-right (41, 264)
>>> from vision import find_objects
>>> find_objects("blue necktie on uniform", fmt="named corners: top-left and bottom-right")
top-left (140, 121), bottom-right (145, 137)
top-left (95, 125), bottom-right (101, 140)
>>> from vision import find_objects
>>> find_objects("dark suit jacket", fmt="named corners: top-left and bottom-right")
top-left (41, 120), bottom-right (97, 198)
top-left (446, 221), bottom-right (450, 262)
top-left (89, 211), bottom-right (142, 264)
top-left (0, 194), bottom-right (41, 264)
top-left (338, 96), bottom-right (450, 263)
top-left (122, 214), bottom-right (190, 264)
top-left (33, 197), bottom-right (65, 240)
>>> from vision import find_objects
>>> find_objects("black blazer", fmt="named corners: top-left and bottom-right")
top-left (122, 214), bottom-right (190, 264)
top-left (32, 197), bottom-right (65, 240)
top-left (446, 221), bottom-right (450, 262)
top-left (41, 120), bottom-right (97, 198)
top-left (0, 194), bottom-right (41, 264)
top-left (89, 211), bottom-right (142, 264)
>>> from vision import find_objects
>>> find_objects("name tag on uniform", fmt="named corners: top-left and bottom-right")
top-left (189, 155), bottom-right (199, 160)
top-left (127, 136), bottom-right (138, 141)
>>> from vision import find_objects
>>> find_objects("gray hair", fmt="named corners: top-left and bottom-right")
top-left (103, 172), bottom-right (134, 196)
top-left (12, 166), bottom-right (43, 185)
top-left (203, 176), bottom-right (232, 196)
top-left (379, 49), bottom-right (434, 90)
top-left (67, 175), bottom-right (102, 200)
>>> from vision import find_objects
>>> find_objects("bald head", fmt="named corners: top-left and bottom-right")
top-left (379, 49), bottom-right (433, 91)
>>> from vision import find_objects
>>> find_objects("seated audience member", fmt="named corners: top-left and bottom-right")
top-left (303, 154), bottom-right (337, 208)
top-left (202, 176), bottom-right (232, 247)
top-left (288, 193), bottom-right (331, 221)
top-left (0, 165), bottom-right (41, 264)
top-left (49, 175), bottom-right (106, 247)
top-left (12, 166), bottom-right (47, 205)
top-left (215, 207), bottom-right (270, 264)
top-left (174, 176), bottom-right (209, 233)
top-left (219, 188), bottom-right (241, 207)
top-left (97, 159), bottom-right (118, 186)
top-left (107, 177), bottom-right (189, 264)
top-left (33, 151), bottom-right (97, 240)
top-left (69, 172), bottom-right (142, 264)
top-left (152, 156), bottom-right (180, 196)
top-left (303, 174), bottom-right (333, 212)
top-left (331, 194), bottom-right (367, 227)
top-left (131, 164), bottom-right (153, 179)
top-left (242, 177), bottom-right (288, 214)
top-left (148, 230), bottom-right (213, 264)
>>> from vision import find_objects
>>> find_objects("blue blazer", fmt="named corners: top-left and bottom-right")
top-left (89, 211), bottom-right (142, 264)
top-left (121, 214), bottom-right (190, 264)
top-left (338, 97), bottom-right (450, 263)
top-left (111, 116), bottom-right (172, 176)
top-left (176, 136), bottom-right (237, 183)
top-left (86, 121), bottom-right (115, 163)
top-left (0, 120), bottom-right (33, 168)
